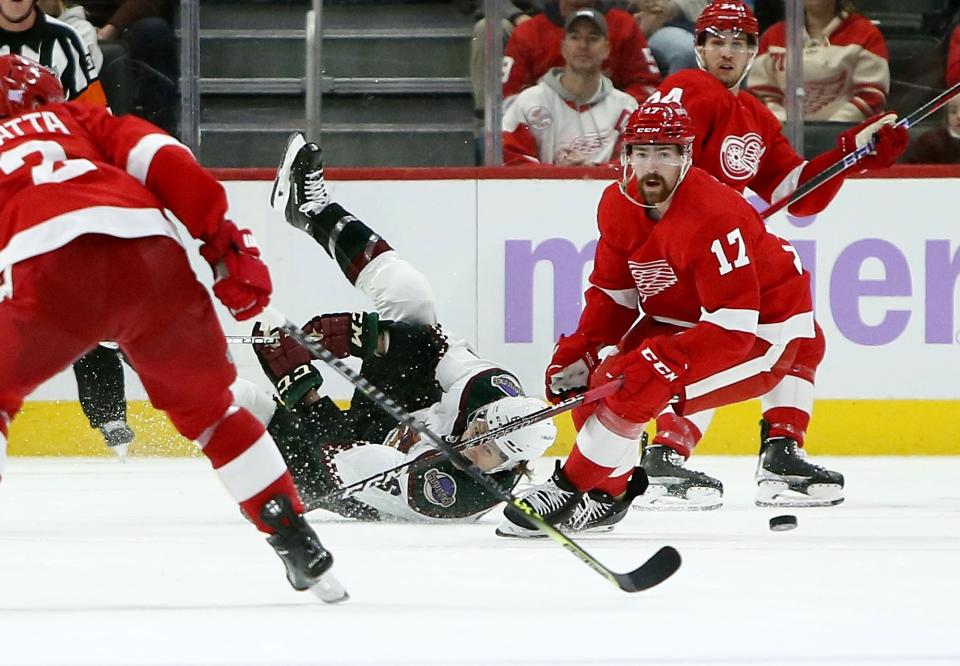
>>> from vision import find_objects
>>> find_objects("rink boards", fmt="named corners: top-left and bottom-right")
top-left (10, 167), bottom-right (959, 456)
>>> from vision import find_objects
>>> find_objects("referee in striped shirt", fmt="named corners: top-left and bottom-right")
top-left (0, 0), bottom-right (107, 104)
top-left (0, 0), bottom-right (131, 453)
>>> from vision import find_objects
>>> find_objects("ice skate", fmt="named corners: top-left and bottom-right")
top-left (260, 495), bottom-right (349, 603)
top-left (634, 442), bottom-right (723, 511)
top-left (496, 461), bottom-right (583, 538)
top-left (562, 467), bottom-right (648, 534)
top-left (270, 132), bottom-right (329, 232)
top-left (99, 420), bottom-right (134, 461)
top-left (755, 421), bottom-right (844, 508)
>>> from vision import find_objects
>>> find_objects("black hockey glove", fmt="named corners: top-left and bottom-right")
top-left (251, 322), bottom-right (323, 408)
top-left (302, 311), bottom-right (383, 359)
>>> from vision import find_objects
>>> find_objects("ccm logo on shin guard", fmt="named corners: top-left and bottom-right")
top-left (640, 347), bottom-right (678, 382)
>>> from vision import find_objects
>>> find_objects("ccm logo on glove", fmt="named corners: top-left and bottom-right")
top-left (640, 346), bottom-right (679, 382)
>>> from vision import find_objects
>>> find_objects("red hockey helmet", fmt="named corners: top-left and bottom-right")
top-left (695, 1), bottom-right (759, 45)
top-left (0, 54), bottom-right (66, 118)
top-left (619, 102), bottom-right (695, 208)
top-left (622, 102), bottom-right (695, 150)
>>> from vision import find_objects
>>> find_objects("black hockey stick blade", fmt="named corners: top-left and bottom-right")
top-left (507, 497), bottom-right (681, 593)
top-left (615, 545), bottom-right (682, 592)
top-left (263, 307), bottom-right (681, 594)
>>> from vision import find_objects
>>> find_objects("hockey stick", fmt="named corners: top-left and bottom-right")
top-left (320, 380), bottom-right (623, 502)
top-left (228, 334), bottom-right (279, 345)
top-left (261, 307), bottom-right (680, 594)
top-left (761, 80), bottom-right (960, 220)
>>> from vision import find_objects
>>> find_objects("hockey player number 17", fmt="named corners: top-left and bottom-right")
top-left (0, 139), bottom-right (96, 184)
top-left (710, 228), bottom-right (750, 275)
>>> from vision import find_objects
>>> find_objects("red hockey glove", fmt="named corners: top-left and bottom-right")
top-left (250, 322), bottom-right (323, 408)
top-left (599, 338), bottom-right (688, 425)
top-left (302, 312), bottom-right (381, 359)
top-left (836, 113), bottom-right (909, 171)
top-left (545, 333), bottom-right (601, 404)
top-left (199, 222), bottom-right (272, 320)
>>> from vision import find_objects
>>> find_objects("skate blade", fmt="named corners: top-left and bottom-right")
top-left (110, 443), bottom-right (129, 463)
top-left (270, 132), bottom-right (307, 211)
top-left (495, 521), bottom-right (548, 539)
top-left (309, 571), bottom-right (349, 604)
top-left (564, 524), bottom-right (617, 535)
top-left (755, 481), bottom-right (844, 508)
top-left (632, 485), bottom-right (723, 511)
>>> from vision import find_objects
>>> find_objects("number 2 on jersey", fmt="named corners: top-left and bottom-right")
top-left (0, 139), bottom-right (96, 185)
top-left (710, 228), bottom-right (750, 275)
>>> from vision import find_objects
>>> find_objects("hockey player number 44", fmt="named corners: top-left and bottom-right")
top-left (0, 139), bottom-right (96, 184)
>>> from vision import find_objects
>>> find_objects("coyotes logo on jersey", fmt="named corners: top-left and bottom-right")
top-left (628, 259), bottom-right (678, 301)
top-left (720, 132), bottom-right (766, 181)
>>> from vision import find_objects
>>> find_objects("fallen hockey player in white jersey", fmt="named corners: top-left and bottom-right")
top-left (231, 134), bottom-right (565, 522)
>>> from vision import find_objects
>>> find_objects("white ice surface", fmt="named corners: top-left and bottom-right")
top-left (1, 456), bottom-right (959, 666)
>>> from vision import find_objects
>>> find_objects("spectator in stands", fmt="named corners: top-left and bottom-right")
top-left (503, 0), bottom-right (661, 105)
top-left (502, 8), bottom-right (638, 165)
top-left (629, 0), bottom-right (701, 75)
top-left (470, 2), bottom-right (543, 117)
top-left (0, 0), bottom-right (106, 103)
top-left (76, 0), bottom-right (177, 133)
top-left (37, 0), bottom-right (101, 70)
top-left (902, 96), bottom-right (960, 163)
top-left (747, 0), bottom-right (890, 122)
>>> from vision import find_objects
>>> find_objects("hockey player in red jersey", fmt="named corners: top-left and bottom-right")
top-left (546, 0), bottom-right (907, 509)
top-left (0, 54), bottom-right (346, 601)
top-left (498, 101), bottom-right (843, 536)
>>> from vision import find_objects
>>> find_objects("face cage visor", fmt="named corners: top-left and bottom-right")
top-left (694, 29), bottom-right (759, 88)
top-left (619, 142), bottom-right (693, 209)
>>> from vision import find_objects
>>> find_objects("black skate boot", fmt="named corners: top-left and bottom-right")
top-left (755, 420), bottom-right (844, 507)
top-left (270, 132), bottom-right (329, 233)
top-left (496, 461), bottom-right (583, 538)
top-left (563, 467), bottom-right (649, 534)
top-left (260, 494), bottom-right (349, 603)
top-left (636, 438), bottom-right (723, 511)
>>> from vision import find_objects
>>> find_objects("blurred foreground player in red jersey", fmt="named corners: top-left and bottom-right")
top-left (547, 0), bottom-right (907, 509)
top-left (498, 101), bottom-right (843, 536)
top-left (0, 54), bottom-right (346, 602)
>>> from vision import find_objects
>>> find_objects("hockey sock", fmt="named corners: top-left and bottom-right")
top-left (595, 468), bottom-right (633, 497)
top-left (563, 414), bottom-right (639, 493)
top-left (564, 447), bottom-right (616, 493)
top-left (198, 406), bottom-right (305, 533)
top-left (762, 407), bottom-right (810, 446)
top-left (653, 411), bottom-right (703, 458)
top-left (595, 442), bottom-right (640, 497)
top-left (307, 203), bottom-right (393, 283)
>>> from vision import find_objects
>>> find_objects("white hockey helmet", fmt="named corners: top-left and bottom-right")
top-left (471, 396), bottom-right (557, 473)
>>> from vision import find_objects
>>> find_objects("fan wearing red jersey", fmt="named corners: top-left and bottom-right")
top-left (0, 54), bottom-right (346, 601)
top-left (498, 101), bottom-right (843, 537)
top-left (565, 0), bottom-right (896, 509)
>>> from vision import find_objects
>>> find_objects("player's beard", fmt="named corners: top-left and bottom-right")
top-left (640, 173), bottom-right (669, 205)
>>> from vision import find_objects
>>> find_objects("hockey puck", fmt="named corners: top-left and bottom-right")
top-left (769, 514), bottom-right (798, 531)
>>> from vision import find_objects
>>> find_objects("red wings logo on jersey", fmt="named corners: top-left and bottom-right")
top-left (720, 132), bottom-right (766, 181)
top-left (628, 259), bottom-right (678, 301)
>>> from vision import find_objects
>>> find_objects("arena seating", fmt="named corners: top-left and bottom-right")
top-left (195, 0), bottom-right (475, 167)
